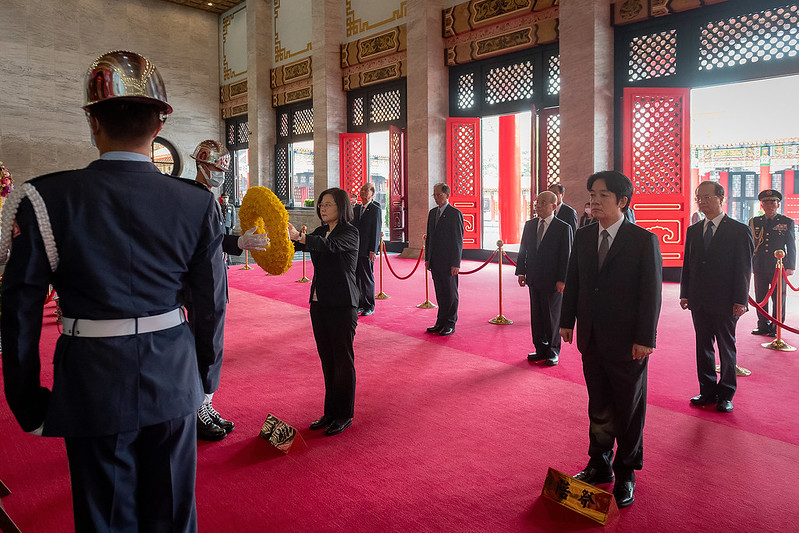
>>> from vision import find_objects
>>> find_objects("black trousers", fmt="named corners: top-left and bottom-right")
top-left (581, 340), bottom-right (648, 481)
top-left (431, 268), bottom-right (459, 329)
top-left (310, 303), bottom-right (358, 419)
top-left (529, 286), bottom-right (562, 358)
top-left (691, 309), bottom-right (738, 401)
top-left (754, 270), bottom-right (786, 332)
top-left (355, 255), bottom-right (376, 312)
top-left (64, 413), bottom-right (198, 533)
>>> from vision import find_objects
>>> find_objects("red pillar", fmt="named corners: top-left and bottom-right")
top-left (498, 114), bottom-right (521, 244)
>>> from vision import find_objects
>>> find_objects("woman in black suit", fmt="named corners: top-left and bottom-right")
top-left (288, 188), bottom-right (360, 436)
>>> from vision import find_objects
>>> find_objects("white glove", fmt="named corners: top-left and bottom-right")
top-left (237, 227), bottom-right (269, 251)
top-left (27, 423), bottom-right (45, 436)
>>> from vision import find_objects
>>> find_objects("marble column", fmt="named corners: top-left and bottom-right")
top-left (403, 0), bottom-right (447, 257)
top-left (312, 0), bottom-right (346, 192)
top-left (558, 0), bottom-right (614, 201)
top-left (247, 0), bottom-right (275, 188)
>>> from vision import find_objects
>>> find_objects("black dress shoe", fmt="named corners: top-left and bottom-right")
top-left (206, 403), bottom-right (234, 433)
top-left (717, 399), bottom-right (733, 413)
top-left (751, 328), bottom-right (770, 336)
top-left (766, 331), bottom-right (777, 338)
top-left (426, 325), bottom-right (443, 333)
top-left (439, 327), bottom-right (455, 336)
top-left (527, 352), bottom-right (546, 362)
top-left (360, 309), bottom-right (374, 316)
top-left (613, 480), bottom-right (635, 508)
top-left (310, 415), bottom-right (334, 430)
top-left (325, 418), bottom-right (352, 436)
top-left (690, 394), bottom-right (717, 406)
top-left (545, 356), bottom-right (559, 366)
top-left (573, 466), bottom-right (614, 485)
top-left (197, 406), bottom-right (227, 441)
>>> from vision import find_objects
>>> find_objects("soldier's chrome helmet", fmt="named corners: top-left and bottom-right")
top-left (190, 140), bottom-right (231, 172)
top-left (83, 50), bottom-right (173, 114)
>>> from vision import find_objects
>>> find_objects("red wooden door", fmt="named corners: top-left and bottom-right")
top-left (388, 125), bottom-right (406, 241)
top-left (446, 117), bottom-right (481, 249)
top-left (339, 133), bottom-right (367, 202)
top-left (623, 87), bottom-right (691, 268)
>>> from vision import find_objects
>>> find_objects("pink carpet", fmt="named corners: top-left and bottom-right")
top-left (1, 254), bottom-right (798, 531)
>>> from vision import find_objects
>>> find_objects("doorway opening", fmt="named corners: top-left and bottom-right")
top-left (480, 111), bottom-right (533, 251)
top-left (691, 74), bottom-right (799, 224)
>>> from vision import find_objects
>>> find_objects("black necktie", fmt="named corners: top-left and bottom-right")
top-left (598, 230), bottom-right (610, 269)
top-left (704, 221), bottom-right (714, 250)
top-left (435, 208), bottom-right (442, 226)
top-left (536, 220), bottom-right (546, 249)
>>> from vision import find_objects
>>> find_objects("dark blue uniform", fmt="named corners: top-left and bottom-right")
top-left (1, 158), bottom-right (227, 531)
top-left (749, 213), bottom-right (796, 333)
top-left (353, 200), bottom-right (382, 313)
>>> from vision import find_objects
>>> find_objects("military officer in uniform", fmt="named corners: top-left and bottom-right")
top-left (0, 50), bottom-right (226, 531)
top-left (190, 140), bottom-right (268, 440)
top-left (749, 189), bottom-right (796, 337)
top-left (220, 193), bottom-right (235, 235)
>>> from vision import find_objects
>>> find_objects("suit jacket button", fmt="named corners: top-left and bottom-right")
top-left (594, 288), bottom-right (599, 292)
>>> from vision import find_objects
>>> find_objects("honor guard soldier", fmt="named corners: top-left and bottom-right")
top-left (749, 189), bottom-right (796, 337)
top-left (189, 140), bottom-right (268, 441)
top-left (0, 50), bottom-right (227, 531)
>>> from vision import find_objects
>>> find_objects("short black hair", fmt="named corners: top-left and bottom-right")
top-left (316, 187), bottom-right (354, 225)
top-left (696, 181), bottom-right (725, 198)
top-left (586, 170), bottom-right (634, 211)
top-left (88, 99), bottom-right (164, 143)
top-left (435, 183), bottom-right (450, 196)
top-left (549, 183), bottom-right (565, 194)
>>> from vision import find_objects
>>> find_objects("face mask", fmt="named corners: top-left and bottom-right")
top-left (200, 166), bottom-right (225, 188)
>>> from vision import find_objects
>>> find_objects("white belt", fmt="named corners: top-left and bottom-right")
top-left (61, 308), bottom-right (186, 338)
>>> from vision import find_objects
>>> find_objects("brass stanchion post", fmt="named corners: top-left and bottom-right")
top-left (417, 235), bottom-right (437, 309)
top-left (296, 225), bottom-right (310, 283)
top-left (376, 241), bottom-right (390, 299)
top-left (489, 240), bottom-right (513, 325)
top-left (240, 250), bottom-right (253, 270)
top-left (763, 249), bottom-right (795, 352)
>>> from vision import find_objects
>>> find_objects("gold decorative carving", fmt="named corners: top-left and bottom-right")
top-left (343, 59), bottom-right (406, 91)
top-left (475, 28), bottom-right (532, 56)
top-left (362, 64), bottom-right (400, 85)
top-left (222, 6), bottom-right (247, 81)
top-left (285, 87), bottom-right (312, 104)
top-left (220, 79), bottom-right (248, 104)
top-left (612, 0), bottom-right (725, 26)
top-left (274, 0), bottom-right (312, 64)
top-left (650, 0), bottom-right (670, 17)
top-left (271, 57), bottom-right (313, 90)
top-left (471, 0), bottom-right (532, 24)
top-left (445, 17), bottom-right (557, 66)
top-left (346, 0), bottom-right (407, 38)
top-left (342, 25), bottom-right (406, 68)
top-left (230, 79), bottom-right (247, 97)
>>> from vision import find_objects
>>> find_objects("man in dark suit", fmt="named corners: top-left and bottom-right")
top-left (681, 181), bottom-right (754, 414)
top-left (749, 189), bottom-right (795, 337)
top-left (549, 183), bottom-right (579, 234)
top-left (0, 51), bottom-right (227, 531)
top-left (425, 183), bottom-right (464, 336)
top-left (560, 171), bottom-right (662, 509)
top-left (516, 191), bottom-right (572, 366)
top-left (353, 182), bottom-right (382, 316)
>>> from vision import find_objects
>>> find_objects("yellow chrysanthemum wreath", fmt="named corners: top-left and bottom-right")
top-left (238, 186), bottom-right (294, 275)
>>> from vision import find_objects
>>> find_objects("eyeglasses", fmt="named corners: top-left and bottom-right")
top-left (694, 195), bottom-right (720, 202)
top-left (318, 203), bottom-right (337, 209)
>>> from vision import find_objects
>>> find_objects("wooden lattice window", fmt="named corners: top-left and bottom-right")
top-left (347, 80), bottom-right (407, 133)
top-left (628, 29), bottom-right (678, 81)
top-left (699, 4), bottom-right (799, 71)
top-left (629, 94), bottom-right (686, 194)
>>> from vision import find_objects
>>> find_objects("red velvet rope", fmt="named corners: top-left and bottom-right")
top-left (748, 295), bottom-right (799, 335)
top-left (502, 250), bottom-right (517, 267)
top-left (783, 267), bottom-right (799, 292)
top-left (459, 250), bottom-right (498, 275)
top-left (755, 267), bottom-right (781, 307)
top-left (381, 242), bottom-right (424, 280)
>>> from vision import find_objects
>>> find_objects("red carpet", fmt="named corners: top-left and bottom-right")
top-left (2, 254), bottom-right (799, 531)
